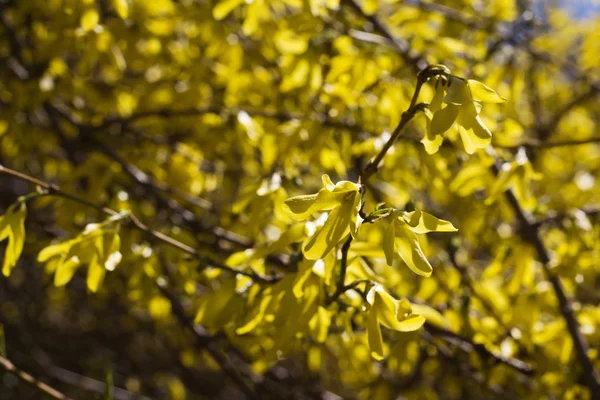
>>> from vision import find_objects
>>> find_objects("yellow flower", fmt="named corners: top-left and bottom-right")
top-left (283, 175), bottom-right (361, 260)
top-left (423, 77), bottom-right (505, 154)
top-left (366, 285), bottom-right (425, 360)
top-left (382, 210), bottom-right (457, 277)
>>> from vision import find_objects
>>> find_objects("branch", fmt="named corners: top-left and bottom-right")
top-left (0, 163), bottom-right (266, 397)
top-left (154, 278), bottom-right (259, 399)
top-left (533, 208), bottom-right (600, 228)
top-left (360, 65), bottom-right (449, 183)
top-left (538, 88), bottom-right (599, 141)
top-left (93, 105), bottom-right (362, 133)
top-left (424, 323), bottom-right (534, 376)
top-left (495, 136), bottom-right (600, 150)
top-left (342, 0), bottom-right (427, 73)
top-left (326, 236), bottom-right (354, 305)
top-left (41, 363), bottom-right (152, 400)
top-left (489, 150), bottom-right (600, 396)
top-left (0, 355), bottom-right (73, 400)
top-left (446, 242), bottom-right (520, 342)
top-left (0, 164), bottom-right (279, 284)
top-left (403, 0), bottom-right (490, 29)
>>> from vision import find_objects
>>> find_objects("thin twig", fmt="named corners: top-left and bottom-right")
top-left (0, 164), bottom-right (278, 284)
top-left (326, 236), bottom-right (354, 305)
top-left (342, 0), bottom-right (427, 73)
top-left (0, 355), bottom-right (73, 400)
top-left (154, 279), bottom-right (258, 399)
top-left (495, 136), bottom-right (600, 150)
top-left (425, 323), bottom-right (534, 375)
top-left (403, 0), bottom-right (490, 29)
top-left (489, 151), bottom-right (600, 397)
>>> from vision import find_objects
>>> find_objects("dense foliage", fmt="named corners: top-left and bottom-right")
top-left (1, 0), bottom-right (600, 399)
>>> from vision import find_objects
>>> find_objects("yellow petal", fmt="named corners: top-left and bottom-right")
top-left (54, 256), bottom-right (81, 286)
top-left (80, 9), bottom-right (99, 32)
top-left (429, 80), bottom-right (445, 113)
top-left (213, 0), bottom-right (244, 20)
top-left (396, 314), bottom-right (426, 332)
top-left (274, 30), bottom-right (309, 55)
top-left (404, 210), bottom-right (458, 233)
top-left (383, 220), bottom-right (396, 266)
top-left (303, 201), bottom-right (352, 260)
top-left (430, 104), bottom-right (459, 136)
top-left (373, 290), bottom-right (401, 330)
top-left (86, 253), bottom-right (104, 293)
top-left (443, 77), bottom-right (470, 105)
top-left (367, 308), bottom-right (385, 360)
top-left (457, 125), bottom-right (490, 155)
top-left (394, 222), bottom-right (433, 277)
top-left (411, 303), bottom-right (448, 328)
top-left (421, 125), bottom-right (444, 154)
top-left (467, 79), bottom-right (506, 103)
top-left (282, 194), bottom-right (320, 220)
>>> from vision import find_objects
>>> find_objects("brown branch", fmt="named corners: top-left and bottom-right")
top-left (0, 355), bottom-right (73, 400)
top-left (532, 208), bottom-right (600, 229)
top-left (0, 163), bottom-right (271, 397)
top-left (41, 363), bottom-right (152, 400)
top-left (538, 87), bottom-right (599, 141)
top-left (326, 236), bottom-right (353, 305)
top-left (0, 163), bottom-right (279, 284)
top-left (489, 152), bottom-right (600, 396)
top-left (154, 279), bottom-right (259, 399)
top-left (342, 0), bottom-right (427, 73)
top-left (91, 105), bottom-right (363, 133)
top-left (424, 323), bottom-right (534, 376)
top-left (446, 242), bottom-right (520, 342)
top-left (43, 103), bottom-right (293, 273)
top-left (495, 136), bottom-right (600, 150)
top-left (359, 65), bottom-right (449, 183)
top-left (403, 0), bottom-right (490, 29)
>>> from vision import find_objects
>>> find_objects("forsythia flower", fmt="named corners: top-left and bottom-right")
top-left (423, 76), bottom-right (505, 154)
top-left (383, 210), bottom-right (457, 277)
top-left (283, 175), bottom-right (361, 260)
top-left (366, 284), bottom-right (425, 360)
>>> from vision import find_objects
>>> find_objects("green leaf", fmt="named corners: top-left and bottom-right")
top-left (467, 79), bottom-right (506, 103)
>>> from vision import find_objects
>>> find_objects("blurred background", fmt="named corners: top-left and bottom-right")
top-left (1, 0), bottom-right (599, 399)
